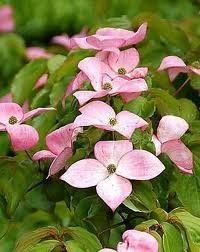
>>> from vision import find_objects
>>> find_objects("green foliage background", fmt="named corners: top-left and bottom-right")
top-left (0, 0), bottom-right (200, 251)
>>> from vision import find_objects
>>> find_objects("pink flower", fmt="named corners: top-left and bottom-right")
top-left (100, 229), bottom-right (158, 252)
top-left (152, 115), bottom-right (193, 174)
top-left (33, 124), bottom-right (82, 177)
top-left (0, 103), bottom-right (55, 151)
top-left (158, 56), bottom-right (200, 81)
top-left (74, 23), bottom-right (147, 50)
top-left (0, 5), bottom-right (15, 33)
top-left (61, 140), bottom-right (164, 211)
top-left (73, 57), bottom-right (148, 105)
top-left (74, 101), bottom-right (148, 139)
top-left (97, 48), bottom-right (148, 79)
top-left (26, 47), bottom-right (53, 60)
top-left (51, 27), bottom-right (87, 51)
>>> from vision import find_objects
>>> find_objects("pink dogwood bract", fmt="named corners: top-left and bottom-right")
top-left (34, 74), bottom-right (48, 89)
top-left (60, 140), bottom-right (165, 211)
top-left (74, 101), bottom-right (148, 139)
top-left (33, 123), bottom-right (82, 176)
top-left (0, 5), bottom-right (15, 32)
top-left (74, 23), bottom-right (147, 50)
top-left (100, 229), bottom-right (158, 252)
top-left (158, 56), bottom-right (200, 81)
top-left (0, 103), bottom-right (55, 151)
top-left (51, 27), bottom-right (87, 51)
top-left (26, 47), bottom-right (53, 60)
top-left (152, 115), bottom-right (193, 173)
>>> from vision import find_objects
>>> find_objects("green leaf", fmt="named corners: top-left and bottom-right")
top-left (150, 88), bottom-right (180, 116)
top-left (0, 33), bottom-right (25, 82)
top-left (190, 120), bottom-right (200, 134)
top-left (74, 195), bottom-right (109, 240)
top-left (179, 98), bottom-right (198, 123)
top-left (11, 59), bottom-right (47, 104)
top-left (162, 222), bottom-right (183, 252)
top-left (47, 54), bottom-right (66, 74)
top-left (170, 208), bottom-right (200, 251)
top-left (0, 157), bottom-right (41, 216)
top-left (135, 219), bottom-right (159, 231)
top-left (14, 226), bottom-right (59, 252)
top-left (174, 171), bottom-right (200, 217)
top-left (131, 128), bottom-right (156, 154)
top-left (124, 96), bottom-right (156, 118)
top-left (62, 227), bottom-right (102, 252)
top-left (64, 240), bottom-right (85, 252)
top-left (30, 240), bottom-right (62, 252)
top-left (190, 74), bottom-right (200, 91)
top-left (151, 208), bottom-right (168, 223)
top-left (32, 111), bottom-right (57, 149)
top-left (123, 181), bottom-right (159, 212)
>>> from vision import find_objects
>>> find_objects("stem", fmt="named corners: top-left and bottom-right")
top-left (25, 150), bottom-right (33, 161)
top-left (26, 178), bottom-right (47, 193)
top-left (174, 77), bottom-right (190, 96)
top-left (98, 220), bottom-right (126, 235)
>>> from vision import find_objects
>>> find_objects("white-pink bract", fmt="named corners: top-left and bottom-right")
top-left (152, 115), bottom-right (193, 174)
top-left (0, 5), bottom-right (15, 32)
top-left (34, 74), bottom-right (48, 89)
top-left (74, 101), bottom-right (148, 139)
top-left (73, 56), bottom-right (148, 105)
top-left (60, 140), bottom-right (165, 211)
top-left (158, 56), bottom-right (200, 81)
top-left (26, 47), bottom-right (53, 60)
top-left (74, 23), bottom-right (147, 50)
top-left (99, 229), bottom-right (158, 252)
top-left (51, 27), bottom-right (87, 51)
top-left (33, 123), bottom-right (82, 177)
top-left (0, 103), bottom-right (55, 151)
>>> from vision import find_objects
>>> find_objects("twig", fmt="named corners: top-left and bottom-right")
top-left (26, 178), bottom-right (48, 193)
top-left (25, 150), bottom-right (33, 161)
top-left (174, 77), bottom-right (190, 96)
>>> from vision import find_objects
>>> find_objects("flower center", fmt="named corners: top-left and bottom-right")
top-left (109, 118), bottom-right (117, 126)
top-left (118, 67), bottom-right (127, 75)
top-left (191, 61), bottom-right (200, 69)
top-left (8, 116), bottom-right (18, 125)
top-left (107, 164), bottom-right (116, 174)
top-left (102, 82), bottom-right (112, 90)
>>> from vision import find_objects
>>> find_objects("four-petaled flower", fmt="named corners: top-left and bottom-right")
top-left (60, 140), bottom-right (165, 211)
top-left (99, 229), bottom-right (158, 252)
top-left (158, 56), bottom-right (200, 81)
top-left (0, 103), bottom-right (55, 151)
top-left (74, 101), bottom-right (148, 139)
top-left (33, 123), bottom-right (82, 177)
top-left (74, 23), bottom-right (147, 50)
top-left (152, 115), bottom-right (193, 174)
top-left (97, 48), bottom-right (148, 79)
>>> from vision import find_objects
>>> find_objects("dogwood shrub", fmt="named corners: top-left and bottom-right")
top-left (0, 1), bottom-right (200, 251)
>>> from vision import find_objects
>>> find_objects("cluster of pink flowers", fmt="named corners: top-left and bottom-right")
top-left (0, 19), bottom-right (196, 251)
